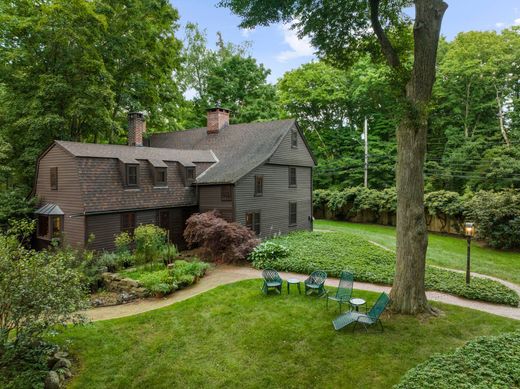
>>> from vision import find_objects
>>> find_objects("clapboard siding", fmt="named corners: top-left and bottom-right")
top-left (268, 125), bottom-right (315, 167)
top-left (234, 164), bottom-right (312, 238)
top-left (35, 145), bottom-right (85, 248)
top-left (199, 185), bottom-right (234, 221)
top-left (86, 207), bottom-right (193, 251)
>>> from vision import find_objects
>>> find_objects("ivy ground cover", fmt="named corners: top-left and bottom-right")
top-left (251, 230), bottom-right (519, 306)
top-left (57, 280), bottom-right (520, 388)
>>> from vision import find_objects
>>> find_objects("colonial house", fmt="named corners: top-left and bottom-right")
top-left (32, 108), bottom-right (316, 251)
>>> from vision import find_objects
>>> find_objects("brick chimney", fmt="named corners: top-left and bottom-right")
top-left (128, 112), bottom-right (146, 146)
top-left (207, 107), bottom-right (230, 135)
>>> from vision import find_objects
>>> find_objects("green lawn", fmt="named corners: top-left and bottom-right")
top-left (58, 280), bottom-right (520, 388)
top-left (315, 220), bottom-right (520, 285)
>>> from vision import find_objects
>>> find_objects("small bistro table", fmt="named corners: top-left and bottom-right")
top-left (286, 278), bottom-right (302, 294)
top-left (349, 298), bottom-right (366, 312)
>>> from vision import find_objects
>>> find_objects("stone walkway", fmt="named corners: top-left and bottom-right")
top-left (84, 264), bottom-right (520, 322)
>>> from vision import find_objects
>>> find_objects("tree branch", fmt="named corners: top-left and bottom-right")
top-left (368, 0), bottom-right (401, 69)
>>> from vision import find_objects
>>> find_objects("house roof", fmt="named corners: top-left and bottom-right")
top-left (150, 119), bottom-right (300, 184)
top-left (55, 140), bottom-right (217, 166)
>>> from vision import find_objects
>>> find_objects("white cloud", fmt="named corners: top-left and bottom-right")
top-left (495, 22), bottom-right (505, 28)
top-left (240, 28), bottom-right (254, 38)
top-left (515, 18), bottom-right (520, 25)
top-left (276, 23), bottom-right (314, 62)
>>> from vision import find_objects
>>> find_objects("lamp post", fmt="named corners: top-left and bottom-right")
top-left (464, 222), bottom-right (476, 285)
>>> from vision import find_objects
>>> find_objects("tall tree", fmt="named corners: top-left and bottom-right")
top-left (0, 0), bottom-right (183, 187)
top-left (221, 0), bottom-right (448, 314)
top-left (180, 24), bottom-right (278, 126)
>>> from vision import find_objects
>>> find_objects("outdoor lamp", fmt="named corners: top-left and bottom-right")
top-left (464, 222), bottom-right (475, 237)
top-left (464, 222), bottom-right (475, 285)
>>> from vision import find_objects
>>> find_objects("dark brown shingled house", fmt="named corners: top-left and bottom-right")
top-left (33, 108), bottom-right (316, 251)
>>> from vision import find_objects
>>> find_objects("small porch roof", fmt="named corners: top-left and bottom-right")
top-left (35, 203), bottom-right (64, 216)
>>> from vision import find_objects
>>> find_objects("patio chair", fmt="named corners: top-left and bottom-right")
top-left (261, 269), bottom-right (283, 295)
top-left (304, 270), bottom-right (327, 296)
top-left (325, 271), bottom-right (353, 313)
top-left (332, 292), bottom-right (390, 332)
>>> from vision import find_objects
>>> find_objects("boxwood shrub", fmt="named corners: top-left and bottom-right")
top-left (395, 331), bottom-right (520, 388)
top-left (251, 231), bottom-right (519, 306)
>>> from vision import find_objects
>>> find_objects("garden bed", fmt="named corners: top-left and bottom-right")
top-left (250, 231), bottom-right (519, 306)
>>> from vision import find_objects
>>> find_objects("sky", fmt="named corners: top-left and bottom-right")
top-left (172, 0), bottom-right (520, 84)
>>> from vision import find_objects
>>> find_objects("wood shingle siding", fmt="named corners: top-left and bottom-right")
top-left (35, 144), bottom-right (85, 248)
top-left (268, 125), bottom-right (315, 167)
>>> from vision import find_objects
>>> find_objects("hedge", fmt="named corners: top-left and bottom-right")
top-left (314, 187), bottom-right (520, 249)
top-left (395, 331), bottom-right (520, 388)
top-left (250, 231), bottom-right (519, 306)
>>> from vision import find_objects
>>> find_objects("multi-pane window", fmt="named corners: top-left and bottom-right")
top-left (155, 167), bottom-right (167, 186)
top-left (51, 216), bottom-right (62, 238)
top-left (50, 167), bottom-right (58, 190)
top-left (254, 175), bottom-right (263, 196)
top-left (38, 215), bottom-right (49, 238)
top-left (289, 202), bottom-right (297, 226)
top-left (126, 164), bottom-right (138, 187)
top-left (291, 129), bottom-right (298, 148)
top-left (185, 167), bottom-right (195, 186)
top-left (289, 167), bottom-right (297, 187)
top-left (221, 185), bottom-right (232, 201)
top-left (245, 212), bottom-right (261, 235)
top-left (121, 212), bottom-right (136, 234)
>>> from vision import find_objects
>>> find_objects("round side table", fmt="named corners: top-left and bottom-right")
top-left (349, 298), bottom-right (366, 312)
top-left (286, 278), bottom-right (301, 294)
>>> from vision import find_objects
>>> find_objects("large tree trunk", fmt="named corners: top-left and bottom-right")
top-left (389, 0), bottom-right (448, 314)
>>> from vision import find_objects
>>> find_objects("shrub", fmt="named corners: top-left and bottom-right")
top-left (395, 331), bottom-right (520, 388)
top-left (114, 231), bottom-right (132, 253)
top-left (0, 222), bottom-right (88, 387)
top-left (133, 224), bottom-right (168, 266)
top-left (121, 259), bottom-right (210, 296)
top-left (251, 231), bottom-right (519, 306)
top-left (248, 241), bottom-right (290, 268)
top-left (184, 211), bottom-right (260, 262)
top-left (464, 189), bottom-right (520, 249)
top-left (0, 189), bottom-right (36, 231)
top-left (161, 243), bottom-right (179, 265)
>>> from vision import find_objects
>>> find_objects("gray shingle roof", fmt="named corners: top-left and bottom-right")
top-left (150, 119), bottom-right (297, 184)
top-left (55, 140), bottom-right (216, 166)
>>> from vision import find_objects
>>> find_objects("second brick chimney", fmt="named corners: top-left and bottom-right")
top-left (207, 107), bottom-right (230, 135)
top-left (128, 112), bottom-right (146, 146)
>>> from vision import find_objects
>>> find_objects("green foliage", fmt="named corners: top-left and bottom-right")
top-left (0, 223), bottom-right (87, 388)
top-left (121, 259), bottom-right (210, 296)
top-left (0, 0), bottom-right (183, 186)
top-left (465, 190), bottom-right (520, 249)
top-left (250, 231), bottom-right (519, 306)
top-left (0, 189), bottom-right (36, 230)
top-left (180, 23), bottom-right (278, 127)
top-left (133, 224), bottom-right (168, 266)
top-left (396, 331), bottom-right (520, 388)
top-left (248, 241), bottom-right (290, 266)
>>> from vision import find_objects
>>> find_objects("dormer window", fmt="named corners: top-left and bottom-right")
top-left (125, 164), bottom-right (139, 187)
top-left (155, 167), bottom-right (167, 187)
top-left (185, 167), bottom-right (195, 186)
top-left (291, 129), bottom-right (298, 148)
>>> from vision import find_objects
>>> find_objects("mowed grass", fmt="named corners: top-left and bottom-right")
top-left (57, 280), bottom-right (520, 389)
top-left (315, 219), bottom-right (520, 285)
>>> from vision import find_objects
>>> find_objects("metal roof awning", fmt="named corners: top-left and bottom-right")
top-left (35, 203), bottom-right (64, 216)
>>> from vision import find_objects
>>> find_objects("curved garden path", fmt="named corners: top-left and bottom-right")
top-left (84, 264), bottom-right (520, 322)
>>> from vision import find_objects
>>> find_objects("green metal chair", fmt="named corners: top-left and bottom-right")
top-left (304, 270), bottom-right (327, 296)
top-left (261, 269), bottom-right (283, 295)
top-left (332, 292), bottom-right (390, 332)
top-left (325, 271), bottom-right (353, 313)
